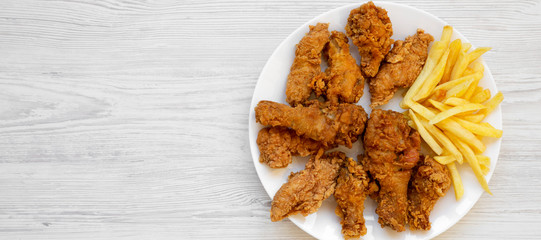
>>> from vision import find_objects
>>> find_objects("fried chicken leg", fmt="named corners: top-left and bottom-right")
top-left (255, 100), bottom-right (367, 148)
top-left (257, 126), bottom-right (330, 168)
top-left (334, 157), bottom-right (378, 239)
top-left (270, 151), bottom-right (346, 222)
top-left (362, 109), bottom-right (421, 232)
top-left (286, 23), bottom-right (330, 106)
top-left (345, 1), bottom-right (393, 78)
top-left (407, 155), bottom-right (451, 230)
top-left (369, 29), bottom-right (434, 108)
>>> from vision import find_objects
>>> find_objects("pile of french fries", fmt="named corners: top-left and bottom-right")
top-left (400, 26), bottom-right (503, 200)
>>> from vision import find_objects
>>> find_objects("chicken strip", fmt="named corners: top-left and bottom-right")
top-left (313, 31), bottom-right (364, 105)
top-left (334, 157), bottom-right (378, 239)
top-left (257, 126), bottom-right (331, 168)
top-left (285, 23), bottom-right (330, 106)
top-left (369, 29), bottom-right (434, 108)
top-left (270, 151), bottom-right (346, 222)
top-left (362, 109), bottom-right (421, 232)
top-left (255, 100), bottom-right (367, 148)
top-left (407, 155), bottom-right (451, 230)
top-left (345, 1), bottom-right (393, 78)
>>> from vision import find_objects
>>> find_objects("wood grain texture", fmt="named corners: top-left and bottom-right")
top-left (0, 0), bottom-right (540, 239)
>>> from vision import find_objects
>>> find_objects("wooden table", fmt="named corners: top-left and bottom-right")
top-left (1, 0), bottom-right (540, 239)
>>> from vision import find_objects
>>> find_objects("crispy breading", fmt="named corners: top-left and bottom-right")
top-left (362, 109), bottom-right (421, 232)
top-left (369, 29), bottom-right (434, 108)
top-left (286, 23), bottom-right (330, 106)
top-left (345, 1), bottom-right (393, 77)
top-left (270, 151), bottom-right (346, 222)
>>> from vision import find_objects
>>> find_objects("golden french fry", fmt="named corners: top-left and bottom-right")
top-left (436, 118), bottom-right (486, 153)
top-left (477, 155), bottom-right (491, 175)
top-left (445, 77), bottom-right (475, 99)
top-left (409, 110), bottom-right (443, 154)
top-left (409, 101), bottom-right (437, 120)
top-left (414, 48), bottom-right (451, 101)
top-left (440, 39), bottom-right (462, 84)
top-left (463, 74), bottom-right (482, 100)
top-left (429, 103), bottom-right (486, 125)
top-left (463, 67), bottom-right (475, 76)
top-left (428, 99), bottom-right (452, 112)
top-left (471, 89), bottom-right (491, 103)
top-left (453, 117), bottom-right (503, 138)
top-left (444, 97), bottom-right (470, 106)
top-left (467, 47), bottom-right (491, 65)
top-left (401, 26), bottom-right (453, 108)
top-left (434, 155), bottom-right (455, 165)
top-left (472, 86), bottom-right (484, 96)
top-left (447, 162), bottom-right (464, 200)
top-left (447, 133), bottom-right (492, 194)
top-left (470, 61), bottom-right (485, 73)
top-left (461, 113), bottom-right (485, 123)
top-left (420, 119), bottom-right (463, 163)
top-left (479, 91), bottom-right (504, 119)
top-left (434, 72), bottom-right (482, 92)
top-left (449, 47), bottom-right (469, 81)
top-left (462, 43), bottom-right (472, 52)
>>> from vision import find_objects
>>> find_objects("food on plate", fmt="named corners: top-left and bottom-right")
top-left (345, 1), bottom-right (393, 77)
top-left (334, 157), bottom-right (378, 238)
top-left (402, 25), bottom-right (503, 200)
top-left (257, 126), bottom-right (330, 168)
top-left (254, 100), bottom-right (368, 148)
top-left (362, 109), bottom-right (421, 232)
top-left (407, 155), bottom-right (451, 230)
top-left (369, 29), bottom-right (434, 108)
top-left (312, 31), bottom-right (365, 105)
top-left (270, 151), bottom-right (346, 222)
top-left (285, 23), bottom-right (330, 106)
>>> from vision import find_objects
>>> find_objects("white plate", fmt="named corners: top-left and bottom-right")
top-left (248, 2), bottom-right (502, 240)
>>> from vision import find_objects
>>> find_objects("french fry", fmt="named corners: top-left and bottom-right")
top-left (434, 72), bottom-right (482, 92)
top-left (429, 103), bottom-right (486, 125)
top-left (463, 74), bottom-right (482, 100)
top-left (470, 61), bottom-right (485, 73)
top-left (401, 26), bottom-right (453, 108)
top-left (479, 91), bottom-right (504, 119)
top-left (449, 46), bottom-right (469, 81)
top-left (414, 48), bottom-right (451, 101)
top-left (447, 162), bottom-right (464, 200)
top-left (470, 89), bottom-right (491, 103)
top-left (409, 110), bottom-right (443, 154)
top-left (461, 113), bottom-right (485, 123)
top-left (467, 47), bottom-right (491, 65)
top-left (428, 99), bottom-right (452, 112)
top-left (436, 118), bottom-right (486, 153)
top-left (477, 155), bottom-right (491, 175)
top-left (440, 39), bottom-right (462, 84)
top-left (420, 119), bottom-right (463, 163)
top-left (452, 117), bottom-right (503, 138)
top-left (445, 76), bottom-right (475, 99)
top-left (462, 67), bottom-right (475, 76)
top-left (409, 101), bottom-right (437, 120)
top-left (444, 97), bottom-right (470, 106)
top-left (462, 43), bottom-right (472, 52)
top-left (472, 86), bottom-right (484, 96)
top-left (434, 155), bottom-right (455, 165)
top-left (447, 133), bottom-right (492, 194)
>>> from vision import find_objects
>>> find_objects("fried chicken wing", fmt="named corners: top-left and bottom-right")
top-left (345, 1), bottom-right (393, 78)
top-left (257, 126), bottom-right (330, 168)
top-left (286, 23), bottom-right (330, 106)
top-left (369, 29), bottom-right (434, 108)
top-left (362, 109), bottom-right (421, 232)
top-left (270, 151), bottom-right (346, 222)
top-left (334, 157), bottom-right (378, 239)
top-left (255, 100), bottom-right (367, 148)
top-left (407, 155), bottom-right (451, 230)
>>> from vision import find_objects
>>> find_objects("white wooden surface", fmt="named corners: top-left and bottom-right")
top-left (0, 0), bottom-right (540, 239)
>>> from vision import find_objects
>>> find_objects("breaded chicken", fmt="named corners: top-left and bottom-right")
top-left (362, 109), bottom-right (421, 232)
top-left (255, 100), bottom-right (367, 148)
top-left (334, 157), bottom-right (378, 239)
top-left (312, 31), bottom-right (364, 105)
top-left (345, 1), bottom-right (393, 78)
top-left (369, 29), bottom-right (434, 108)
top-left (407, 155), bottom-right (451, 230)
top-left (286, 23), bottom-right (330, 106)
top-left (257, 126), bottom-right (330, 168)
top-left (270, 151), bottom-right (346, 222)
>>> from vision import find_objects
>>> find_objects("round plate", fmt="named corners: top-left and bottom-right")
top-left (248, 2), bottom-right (502, 240)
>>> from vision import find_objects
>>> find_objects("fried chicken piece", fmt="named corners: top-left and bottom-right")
top-left (407, 155), bottom-right (451, 230)
top-left (345, 1), bottom-right (393, 78)
top-left (314, 31), bottom-right (364, 105)
top-left (257, 126), bottom-right (331, 168)
top-left (270, 151), bottom-right (346, 222)
top-left (362, 109), bottom-right (421, 232)
top-left (334, 157), bottom-right (378, 239)
top-left (285, 23), bottom-right (330, 106)
top-left (369, 29), bottom-right (434, 108)
top-left (254, 100), bottom-right (367, 148)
